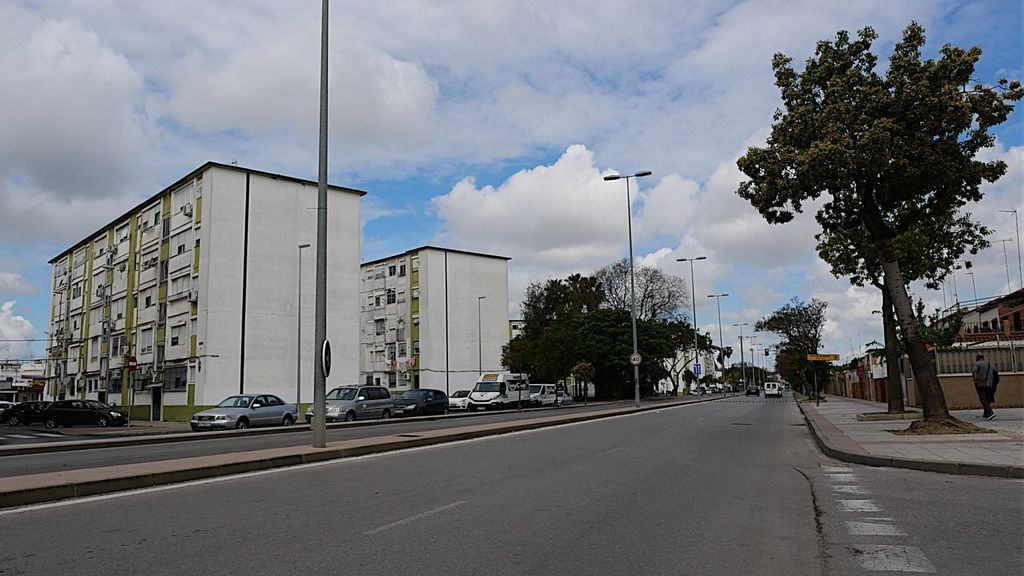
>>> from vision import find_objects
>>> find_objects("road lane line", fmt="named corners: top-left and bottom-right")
top-left (598, 447), bottom-right (621, 456)
top-left (34, 433), bottom-right (64, 438)
top-left (362, 501), bottom-right (466, 535)
top-left (820, 466), bottom-right (853, 472)
top-left (856, 545), bottom-right (936, 572)
top-left (846, 521), bottom-right (907, 536)
top-left (825, 473), bottom-right (857, 483)
top-left (839, 500), bottom-right (881, 512)
top-left (832, 485), bottom-right (871, 494)
top-left (6, 435), bottom-right (35, 439)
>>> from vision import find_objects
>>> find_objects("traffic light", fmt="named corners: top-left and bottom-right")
top-left (764, 348), bottom-right (769, 356)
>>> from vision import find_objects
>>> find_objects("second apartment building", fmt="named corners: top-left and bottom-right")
top-left (360, 247), bottom-right (510, 395)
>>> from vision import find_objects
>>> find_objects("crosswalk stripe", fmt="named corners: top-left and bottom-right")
top-left (856, 545), bottom-right (935, 572)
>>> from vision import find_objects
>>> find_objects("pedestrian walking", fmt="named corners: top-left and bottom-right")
top-left (972, 354), bottom-right (996, 420)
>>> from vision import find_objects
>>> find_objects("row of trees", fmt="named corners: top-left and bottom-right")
top-left (737, 22), bottom-right (1021, 428)
top-left (504, 261), bottom-right (722, 398)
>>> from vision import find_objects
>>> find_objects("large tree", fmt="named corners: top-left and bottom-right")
top-left (757, 298), bottom-right (829, 396)
top-left (736, 22), bottom-right (1021, 426)
top-left (595, 259), bottom-right (688, 320)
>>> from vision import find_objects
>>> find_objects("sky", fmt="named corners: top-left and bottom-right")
top-left (1, 0), bottom-right (1022, 369)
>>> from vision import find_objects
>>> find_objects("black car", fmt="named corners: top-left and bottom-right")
top-left (393, 389), bottom-right (449, 417)
top-left (2, 401), bottom-right (52, 426)
top-left (42, 399), bottom-right (128, 428)
top-left (745, 387), bottom-right (760, 396)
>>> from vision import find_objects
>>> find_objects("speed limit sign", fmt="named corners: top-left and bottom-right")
top-left (629, 353), bottom-right (642, 366)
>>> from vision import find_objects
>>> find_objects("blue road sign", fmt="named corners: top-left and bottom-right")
top-left (694, 363), bottom-right (701, 376)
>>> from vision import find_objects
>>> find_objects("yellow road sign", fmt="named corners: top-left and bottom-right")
top-left (807, 353), bottom-right (840, 361)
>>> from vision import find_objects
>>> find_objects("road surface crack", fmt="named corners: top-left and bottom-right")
top-left (794, 466), bottom-right (830, 576)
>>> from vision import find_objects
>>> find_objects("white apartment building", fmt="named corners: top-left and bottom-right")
top-left (46, 162), bottom-right (363, 421)
top-left (360, 247), bottom-right (510, 395)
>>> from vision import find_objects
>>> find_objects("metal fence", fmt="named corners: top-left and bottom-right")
top-left (934, 345), bottom-right (1022, 375)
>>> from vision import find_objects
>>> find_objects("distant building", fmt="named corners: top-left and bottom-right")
top-left (359, 247), bottom-right (510, 395)
top-left (509, 319), bottom-right (525, 340)
top-left (0, 362), bottom-right (45, 402)
top-left (46, 163), bottom-right (363, 421)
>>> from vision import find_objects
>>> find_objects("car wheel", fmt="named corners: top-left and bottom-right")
top-left (344, 411), bottom-right (357, 422)
top-left (45, 417), bottom-right (59, 429)
top-left (235, 418), bottom-right (249, 430)
top-left (282, 414), bottom-right (294, 426)
top-left (8, 414), bottom-right (21, 426)
top-left (380, 409), bottom-right (391, 420)
top-left (96, 415), bottom-right (110, 427)
top-left (443, 407), bottom-right (449, 415)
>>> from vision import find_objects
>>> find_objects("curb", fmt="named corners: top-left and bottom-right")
top-left (796, 402), bottom-right (1023, 479)
top-left (0, 398), bottom-right (683, 457)
top-left (0, 396), bottom-right (720, 509)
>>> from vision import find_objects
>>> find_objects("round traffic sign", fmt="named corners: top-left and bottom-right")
top-left (126, 355), bottom-right (138, 372)
top-left (321, 339), bottom-right (332, 378)
top-left (629, 353), bottom-right (642, 366)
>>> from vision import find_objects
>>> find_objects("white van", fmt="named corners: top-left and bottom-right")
top-left (468, 372), bottom-right (530, 410)
top-left (764, 381), bottom-right (782, 398)
top-left (528, 384), bottom-right (557, 407)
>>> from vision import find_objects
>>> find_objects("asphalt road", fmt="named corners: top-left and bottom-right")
top-left (0, 396), bottom-right (712, 478)
top-left (0, 429), bottom-right (92, 445)
top-left (2, 394), bottom-right (1019, 576)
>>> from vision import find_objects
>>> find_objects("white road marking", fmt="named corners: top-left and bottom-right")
top-left (832, 485), bottom-right (871, 494)
top-left (856, 545), bottom-right (936, 572)
top-left (0, 401), bottom-right (710, 515)
top-left (821, 466), bottom-right (853, 472)
top-left (825, 473), bottom-right (858, 483)
top-left (6, 434), bottom-right (35, 439)
top-left (598, 447), bottom-right (621, 456)
top-left (847, 521), bottom-right (907, 536)
top-left (362, 501), bottom-right (466, 535)
top-left (33, 433), bottom-right (64, 437)
top-left (839, 500), bottom-right (882, 512)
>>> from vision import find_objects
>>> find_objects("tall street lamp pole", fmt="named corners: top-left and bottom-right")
top-left (477, 296), bottom-right (486, 375)
top-left (296, 243), bottom-right (310, 412)
top-left (604, 170), bottom-right (652, 407)
top-left (994, 238), bottom-right (1015, 295)
top-left (733, 322), bottom-right (748, 389)
top-left (966, 270), bottom-right (978, 305)
top-left (707, 293), bottom-right (729, 393)
top-left (999, 209), bottom-right (1022, 289)
top-left (312, 0), bottom-right (329, 448)
top-left (749, 336), bottom-right (759, 388)
top-left (678, 257), bottom-right (706, 393)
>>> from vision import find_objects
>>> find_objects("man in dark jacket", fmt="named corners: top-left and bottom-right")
top-left (972, 354), bottom-right (995, 420)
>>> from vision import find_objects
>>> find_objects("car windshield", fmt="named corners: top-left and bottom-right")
top-left (326, 388), bottom-right (358, 401)
top-left (85, 400), bottom-right (112, 410)
top-left (529, 385), bottom-right (541, 393)
top-left (451, 390), bottom-right (470, 398)
top-left (216, 396), bottom-right (254, 408)
top-left (400, 390), bottom-right (427, 399)
top-left (474, 382), bottom-right (501, 393)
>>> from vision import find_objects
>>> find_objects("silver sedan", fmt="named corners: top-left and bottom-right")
top-left (190, 394), bottom-right (297, 431)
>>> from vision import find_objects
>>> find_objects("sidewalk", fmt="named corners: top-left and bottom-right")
top-left (799, 395), bottom-right (1023, 478)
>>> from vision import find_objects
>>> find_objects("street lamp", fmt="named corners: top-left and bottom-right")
top-left (965, 270), bottom-right (978, 305)
top-left (296, 243), bottom-right (310, 413)
top-left (677, 257), bottom-right (707, 393)
top-left (733, 322), bottom-right (748, 390)
top-left (708, 293), bottom-right (728, 393)
top-left (994, 238), bottom-right (1015, 295)
top-left (312, 0), bottom-right (330, 448)
top-left (604, 170), bottom-right (652, 407)
top-left (749, 336), bottom-right (759, 388)
top-left (477, 296), bottom-right (486, 375)
top-left (999, 209), bottom-right (1022, 289)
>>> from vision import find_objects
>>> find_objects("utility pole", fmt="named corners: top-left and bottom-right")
top-left (312, 0), bottom-right (329, 448)
top-left (999, 209), bottom-right (1022, 290)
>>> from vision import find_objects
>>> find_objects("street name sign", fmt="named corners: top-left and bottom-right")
top-left (806, 353), bottom-right (840, 361)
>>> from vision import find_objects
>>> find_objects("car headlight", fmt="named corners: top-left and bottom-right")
top-left (327, 407), bottom-right (341, 415)
top-left (215, 415), bottom-right (231, 420)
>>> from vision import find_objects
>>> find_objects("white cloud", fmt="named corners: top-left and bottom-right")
top-left (0, 301), bottom-right (37, 361)
top-left (0, 273), bottom-right (35, 297)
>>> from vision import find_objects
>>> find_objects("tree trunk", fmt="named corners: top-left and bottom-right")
top-left (862, 204), bottom-right (951, 423)
top-left (881, 280), bottom-right (906, 414)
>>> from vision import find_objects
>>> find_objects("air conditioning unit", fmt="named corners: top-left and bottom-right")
top-left (188, 290), bottom-right (199, 302)
top-left (95, 286), bottom-right (105, 298)
top-left (110, 245), bottom-right (118, 255)
top-left (120, 345), bottom-right (130, 355)
top-left (118, 263), bottom-right (127, 272)
top-left (182, 203), bottom-right (193, 217)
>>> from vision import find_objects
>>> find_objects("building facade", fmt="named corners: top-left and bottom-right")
top-left (359, 247), bottom-right (510, 395)
top-left (46, 163), bottom-right (363, 421)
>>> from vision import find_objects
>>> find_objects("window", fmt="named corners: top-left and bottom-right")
top-left (399, 264), bottom-right (406, 277)
top-left (90, 337), bottom-right (100, 359)
top-left (388, 373), bottom-right (397, 388)
top-left (112, 334), bottom-right (124, 356)
top-left (171, 275), bottom-right (191, 296)
top-left (398, 342), bottom-right (407, 357)
top-left (413, 341), bottom-right (420, 354)
top-left (139, 328), bottom-right (154, 353)
top-left (171, 325), bottom-right (183, 347)
top-left (386, 288), bottom-right (396, 304)
top-left (374, 296), bottom-right (381, 307)
top-left (365, 374), bottom-right (373, 386)
top-left (374, 319), bottom-right (385, 336)
top-left (171, 229), bottom-right (190, 255)
top-left (153, 211), bottom-right (161, 225)
top-left (112, 298), bottom-right (125, 319)
top-left (165, 366), bottom-right (187, 391)
top-left (388, 265), bottom-right (396, 276)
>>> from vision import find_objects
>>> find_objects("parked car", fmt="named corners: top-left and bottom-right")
top-left (448, 389), bottom-right (471, 411)
top-left (0, 400), bottom-right (15, 420)
top-left (191, 394), bottom-right (297, 431)
top-left (393, 389), bottom-right (449, 417)
top-left (555, 390), bottom-right (573, 406)
top-left (304, 385), bottom-right (393, 423)
top-left (528, 384), bottom-right (557, 407)
top-left (3, 401), bottom-right (52, 426)
top-left (43, 400), bottom-right (128, 428)
top-left (745, 387), bottom-right (760, 397)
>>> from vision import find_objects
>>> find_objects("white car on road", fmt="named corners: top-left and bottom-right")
top-left (448, 389), bottom-right (471, 411)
